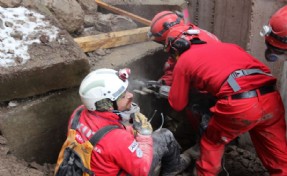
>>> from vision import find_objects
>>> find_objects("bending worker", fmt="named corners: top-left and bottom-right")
top-left (162, 24), bottom-right (287, 176)
top-left (148, 10), bottom-right (221, 158)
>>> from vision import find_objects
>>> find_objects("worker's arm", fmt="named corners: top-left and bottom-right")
top-left (168, 66), bottom-right (191, 111)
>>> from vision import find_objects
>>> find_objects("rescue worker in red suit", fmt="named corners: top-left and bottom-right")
top-left (163, 26), bottom-right (287, 176)
top-left (148, 11), bottom-right (221, 155)
top-left (260, 5), bottom-right (287, 62)
top-left (62, 68), bottom-right (195, 176)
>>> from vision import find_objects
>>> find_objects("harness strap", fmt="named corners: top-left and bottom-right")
top-left (227, 68), bottom-right (273, 92)
top-left (71, 108), bottom-right (84, 130)
top-left (89, 125), bottom-right (120, 146)
top-left (74, 158), bottom-right (94, 176)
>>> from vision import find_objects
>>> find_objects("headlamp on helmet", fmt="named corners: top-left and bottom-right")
top-left (260, 25), bottom-right (272, 37)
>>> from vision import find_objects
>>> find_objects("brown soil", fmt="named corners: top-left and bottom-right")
top-left (0, 132), bottom-right (268, 176)
top-left (0, 135), bottom-right (54, 176)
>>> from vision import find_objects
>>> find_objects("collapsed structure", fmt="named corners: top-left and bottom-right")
top-left (0, 0), bottom-right (286, 175)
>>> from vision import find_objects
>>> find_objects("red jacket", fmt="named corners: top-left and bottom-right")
top-left (68, 105), bottom-right (153, 176)
top-left (169, 43), bottom-right (276, 111)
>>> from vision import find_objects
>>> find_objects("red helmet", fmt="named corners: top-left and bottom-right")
top-left (148, 11), bottom-right (185, 44)
top-left (164, 25), bottom-right (220, 54)
top-left (262, 5), bottom-right (287, 50)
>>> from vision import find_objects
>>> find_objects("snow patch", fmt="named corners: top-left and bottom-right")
top-left (0, 6), bottom-right (59, 68)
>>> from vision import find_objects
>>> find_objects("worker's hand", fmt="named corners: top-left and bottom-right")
top-left (131, 112), bottom-right (153, 135)
top-left (158, 85), bottom-right (170, 99)
top-left (146, 80), bottom-right (162, 90)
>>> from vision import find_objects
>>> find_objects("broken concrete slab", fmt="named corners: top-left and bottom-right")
top-left (0, 7), bottom-right (90, 102)
top-left (0, 36), bottom-right (90, 102)
top-left (0, 88), bottom-right (81, 163)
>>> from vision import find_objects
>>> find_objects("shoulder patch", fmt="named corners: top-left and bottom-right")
top-left (128, 140), bottom-right (138, 153)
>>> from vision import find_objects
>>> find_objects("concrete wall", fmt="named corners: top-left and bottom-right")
top-left (189, 0), bottom-right (251, 49)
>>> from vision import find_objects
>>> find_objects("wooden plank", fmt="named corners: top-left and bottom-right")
top-left (74, 27), bottom-right (150, 52)
top-left (95, 0), bottom-right (151, 26)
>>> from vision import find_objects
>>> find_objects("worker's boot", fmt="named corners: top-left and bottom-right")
top-left (150, 129), bottom-right (200, 176)
top-left (162, 145), bottom-right (200, 176)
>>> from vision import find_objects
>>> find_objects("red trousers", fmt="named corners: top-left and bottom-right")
top-left (196, 91), bottom-right (287, 176)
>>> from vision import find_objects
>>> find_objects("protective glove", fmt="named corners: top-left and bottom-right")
top-left (158, 85), bottom-right (170, 99)
top-left (131, 112), bottom-right (153, 135)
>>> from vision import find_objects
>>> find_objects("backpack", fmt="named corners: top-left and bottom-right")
top-left (54, 108), bottom-right (120, 176)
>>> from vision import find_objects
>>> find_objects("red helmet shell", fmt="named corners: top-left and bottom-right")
top-left (149, 11), bottom-right (185, 43)
top-left (266, 5), bottom-right (287, 50)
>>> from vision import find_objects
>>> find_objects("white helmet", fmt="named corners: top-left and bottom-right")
top-left (79, 68), bottom-right (130, 111)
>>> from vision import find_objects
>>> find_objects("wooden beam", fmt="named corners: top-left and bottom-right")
top-left (95, 0), bottom-right (151, 26)
top-left (74, 27), bottom-right (150, 52)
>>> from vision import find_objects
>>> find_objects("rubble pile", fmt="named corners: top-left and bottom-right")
top-left (223, 145), bottom-right (268, 176)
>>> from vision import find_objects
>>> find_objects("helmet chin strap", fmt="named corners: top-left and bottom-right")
top-left (112, 100), bottom-right (118, 110)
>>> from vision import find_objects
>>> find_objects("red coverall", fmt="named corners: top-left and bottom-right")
top-left (68, 105), bottom-right (153, 176)
top-left (168, 43), bottom-right (287, 176)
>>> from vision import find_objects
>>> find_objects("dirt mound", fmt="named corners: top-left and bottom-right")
top-left (222, 145), bottom-right (268, 176)
top-left (0, 133), bottom-right (268, 176)
top-left (0, 135), bottom-right (54, 176)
